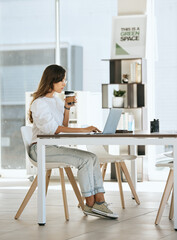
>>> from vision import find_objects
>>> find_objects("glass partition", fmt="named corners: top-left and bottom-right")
top-left (0, 0), bottom-right (56, 175)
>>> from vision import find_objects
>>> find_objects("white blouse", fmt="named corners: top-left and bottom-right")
top-left (31, 96), bottom-right (64, 143)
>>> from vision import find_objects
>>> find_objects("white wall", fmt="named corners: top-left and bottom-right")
top-left (154, 0), bottom-right (177, 131)
top-left (60, 0), bottom-right (117, 92)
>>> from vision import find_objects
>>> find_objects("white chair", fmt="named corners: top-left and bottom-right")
top-left (163, 151), bottom-right (173, 158)
top-left (155, 159), bottom-right (174, 225)
top-left (86, 145), bottom-right (140, 209)
top-left (15, 126), bottom-right (84, 221)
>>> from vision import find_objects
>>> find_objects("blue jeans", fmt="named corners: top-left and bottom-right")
top-left (29, 144), bottom-right (105, 197)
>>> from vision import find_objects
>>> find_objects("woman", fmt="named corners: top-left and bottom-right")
top-left (29, 64), bottom-right (118, 219)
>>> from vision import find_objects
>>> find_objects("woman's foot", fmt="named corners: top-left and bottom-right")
top-left (92, 202), bottom-right (118, 219)
top-left (83, 202), bottom-right (118, 219)
top-left (83, 205), bottom-right (105, 218)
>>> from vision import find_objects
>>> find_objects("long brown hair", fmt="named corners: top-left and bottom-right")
top-left (29, 64), bottom-right (66, 123)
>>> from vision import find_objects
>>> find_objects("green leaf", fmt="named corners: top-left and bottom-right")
top-left (113, 89), bottom-right (126, 97)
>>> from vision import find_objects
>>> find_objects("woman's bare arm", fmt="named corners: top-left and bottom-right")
top-left (63, 108), bottom-right (70, 127)
top-left (55, 125), bottom-right (101, 134)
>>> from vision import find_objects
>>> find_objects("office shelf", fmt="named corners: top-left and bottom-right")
top-left (102, 57), bottom-right (147, 181)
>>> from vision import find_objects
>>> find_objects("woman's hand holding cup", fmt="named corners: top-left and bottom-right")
top-left (64, 91), bottom-right (76, 109)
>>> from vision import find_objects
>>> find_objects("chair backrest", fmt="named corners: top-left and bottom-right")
top-left (86, 145), bottom-right (108, 157)
top-left (21, 126), bottom-right (68, 169)
top-left (156, 159), bottom-right (174, 169)
top-left (86, 145), bottom-right (136, 162)
top-left (21, 125), bottom-right (38, 167)
top-left (21, 126), bottom-right (33, 155)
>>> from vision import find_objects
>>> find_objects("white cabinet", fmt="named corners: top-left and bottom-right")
top-left (25, 91), bottom-right (102, 176)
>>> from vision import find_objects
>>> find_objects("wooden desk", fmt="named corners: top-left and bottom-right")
top-left (37, 132), bottom-right (177, 230)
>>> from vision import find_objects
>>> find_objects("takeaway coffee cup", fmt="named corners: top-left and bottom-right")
top-left (64, 91), bottom-right (75, 106)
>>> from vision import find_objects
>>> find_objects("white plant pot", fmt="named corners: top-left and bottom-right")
top-left (112, 97), bottom-right (124, 108)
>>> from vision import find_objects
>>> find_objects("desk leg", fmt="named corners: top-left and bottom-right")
top-left (174, 142), bottom-right (177, 230)
top-left (37, 142), bottom-right (46, 225)
top-left (130, 145), bottom-right (137, 191)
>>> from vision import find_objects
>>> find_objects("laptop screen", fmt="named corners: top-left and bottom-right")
top-left (103, 108), bottom-right (122, 134)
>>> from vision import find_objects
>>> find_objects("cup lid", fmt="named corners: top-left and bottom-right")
top-left (65, 91), bottom-right (74, 95)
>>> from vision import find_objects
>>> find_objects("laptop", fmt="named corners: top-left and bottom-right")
top-left (59, 108), bottom-right (122, 135)
top-left (93, 108), bottom-right (122, 135)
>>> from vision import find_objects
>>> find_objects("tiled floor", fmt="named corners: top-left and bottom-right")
top-left (0, 179), bottom-right (177, 240)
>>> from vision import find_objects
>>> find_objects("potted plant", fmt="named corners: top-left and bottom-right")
top-left (112, 89), bottom-right (126, 108)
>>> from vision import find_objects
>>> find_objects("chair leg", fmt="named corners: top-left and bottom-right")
top-left (77, 196), bottom-right (85, 208)
top-left (15, 170), bottom-right (52, 220)
top-left (64, 167), bottom-right (84, 210)
top-left (155, 169), bottom-right (174, 225)
top-left (100, 163), bottom-right (103, 169)
top-left (14, 175), bottom-right (38, 219)
top-left (115, 162), bottom-right (125, 209)
top-left (59, 168), bottom-right (69, 221)
top-left (102, 163), bottom-right (107, 180)
top-left (120, 161), bottom-right (140, 205)
top-left (46, 169), bottom-right (52, 195)
top-left (169, 187), bottom-right (174, 220)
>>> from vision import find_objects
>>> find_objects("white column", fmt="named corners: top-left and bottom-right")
top-left (146, 0), bottom-right (156, 124)
top-left (0, 79), bottom-right (1, 177)
top-left (130, 145), bottom-right (137, 190)
top-left (55, 0), bottom-right (60, 65)
top-left (37, 141), bottom-right (46, 225)
top-left (146, 0), bottom-right (157, 181)
top-left (118, 0), bottom-right (156, 182)
top-left (173, 141), bottom-right (177, 230)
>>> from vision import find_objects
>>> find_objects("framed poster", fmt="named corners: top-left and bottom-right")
top-left (111, 15), bottom-right (147, 58)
